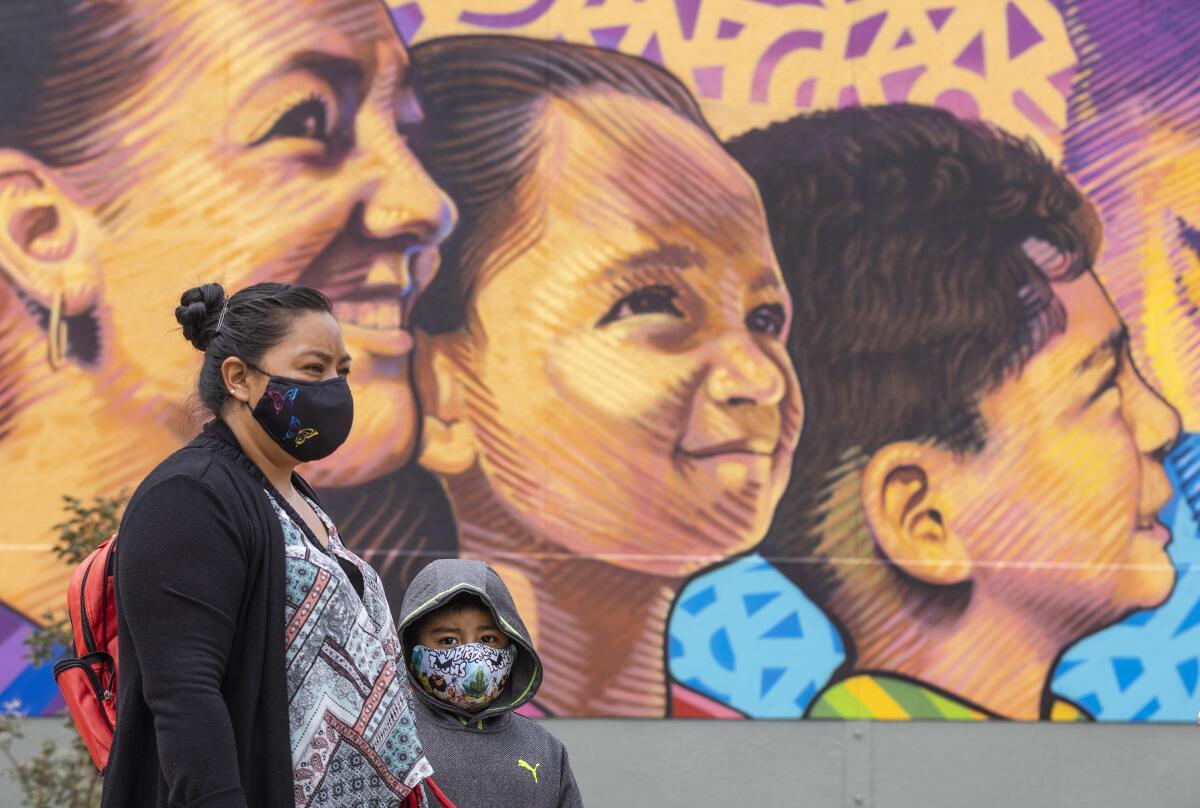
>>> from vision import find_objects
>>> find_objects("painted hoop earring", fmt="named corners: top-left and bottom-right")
top-left (47, 290), bottom-right (68, 371)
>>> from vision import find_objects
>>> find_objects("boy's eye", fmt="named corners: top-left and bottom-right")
top-left (746, 303), bottom-right (786, 338)
top-left (438, 637), bottom-right (459, 646)
top-left (254, 96), bottom-right (331, 146)
top-left (599, 284), bottom-right (684, 326)
top-left (1087, 355), bottom-right (1124, 407)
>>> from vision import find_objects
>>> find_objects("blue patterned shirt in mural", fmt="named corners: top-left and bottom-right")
top-left (1053, 433), bottom-right (1200, 721)
top-left (269, 492), bottom-right (435, 806)
top-left (668, 555), bottom-right (843, 718)
top-left (670, 435), bottom-right (1200, 721)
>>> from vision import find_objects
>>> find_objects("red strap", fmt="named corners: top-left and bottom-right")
top-left (424, 776), bottom-right (456, 808)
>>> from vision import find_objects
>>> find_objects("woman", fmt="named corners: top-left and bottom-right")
top-left (105, 282), bottom-right (448, 807)
top-left (0, 0), bottom-right (455, 626)
top-left (409, 36), bottom-right (805, 717)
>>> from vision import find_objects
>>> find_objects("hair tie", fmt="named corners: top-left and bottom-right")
top-left (215, 299), bottom-right (230, 335)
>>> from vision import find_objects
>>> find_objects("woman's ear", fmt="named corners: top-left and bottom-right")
top-left (860, 441), bottom-right (971, 586)
top-left (414, 330), bottom-right (479, 476)
top-left (0, 151), bottom-right (101, 315)
top-left (221, 356), bottom-right (256, 406)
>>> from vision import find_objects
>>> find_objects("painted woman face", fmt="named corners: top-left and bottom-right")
top-left (64, 0), bottom-right (455, 484)
top-left (1092, 120), bottom-right (1200, 433)
top-left (426, 92), bottom-right (803, 577)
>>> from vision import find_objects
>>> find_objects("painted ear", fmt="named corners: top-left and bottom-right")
top-left (860, 442), bottom-right (971, 586)
top-left (0, 151), bottom-right (100, 315)
top-left (414, 330), bottom-right (479, 475)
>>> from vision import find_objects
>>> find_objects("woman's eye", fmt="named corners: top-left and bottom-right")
top-left (438, 637), bottom-right (458, 646)
top-left (253, 96), bottom-right (331, 146)
top-left (746, 303), bottom-right (786, 337)
top-left (599, 284), bottom-right (684, 325)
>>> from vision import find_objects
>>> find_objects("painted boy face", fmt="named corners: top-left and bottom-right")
top-left (942, 271), bottom-right (1180, 629)
top-left (441, 93), bottom-right (803, 576)
top-left (68, 0), bottom-right (454, 484)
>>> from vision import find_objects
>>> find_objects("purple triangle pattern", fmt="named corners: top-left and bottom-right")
top-left (794, 77), bottom-right (816, 108)
top-left (675, 0), bottom-right (702, 41)
top-left (845, 12), bottom-right (887, 59)
top-left (641, 33), bottom-right (665, 66)
top-left (895, 28), bottom-right (915, 49)
top-left (838, 85), bottom-right (862, 109)
top-left (954, 32), bottom-right (986, 77)
top-left (718, 18), bottom-right (746, 40)
top-left (881, 66), bottom-right (927, 103)
top-left (1049, 66), bottom-right (1077, 97)
top-left (591, 25), bottom-right (629, 49)
top-left (750, 0), bottom-right (823, 5)
top-left (390, 2), bottom-right (424, 44)
top-left (693, 66), bottom-right (725, 100)
top-left (927, 7), bottom-right (954, 31)
top-left (1006, 1), bottom-right (1043, 59)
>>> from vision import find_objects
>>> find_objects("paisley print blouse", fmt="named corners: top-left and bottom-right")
top-left (267, 491), bottom-right (434, 807)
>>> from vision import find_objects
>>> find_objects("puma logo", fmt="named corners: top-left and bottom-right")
top-left (518, 759), bottom-right (541, 784)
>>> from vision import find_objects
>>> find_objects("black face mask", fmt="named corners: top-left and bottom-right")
top-left (246, 365), bottom-right (354, 462)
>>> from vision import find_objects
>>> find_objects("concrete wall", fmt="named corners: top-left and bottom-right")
top-left (4, 717), bottom-right (1196, 807)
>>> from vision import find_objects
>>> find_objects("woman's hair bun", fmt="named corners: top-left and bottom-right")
top-left (175, 283), bottom-right (227, 352)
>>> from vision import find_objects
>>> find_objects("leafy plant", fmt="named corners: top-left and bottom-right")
top-left (0, 705), bottom-right (101, 808)
top-left (0, 494), bottom-right (125, 808)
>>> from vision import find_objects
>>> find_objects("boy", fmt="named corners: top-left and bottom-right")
top-left (730, 104), bottom-right (1180, 720)
top-left (399, 559), bottom-right (584, 807)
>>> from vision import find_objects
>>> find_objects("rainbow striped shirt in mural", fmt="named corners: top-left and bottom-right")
top-left (806, 673), bottom-right (1092, 721)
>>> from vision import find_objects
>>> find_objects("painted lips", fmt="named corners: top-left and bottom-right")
top-left (1136, 520), bottom-right (1171, 545)
top-left (679, 437), bottom-right (777, 460)
top-left (323, 251), bottom-right (441, 358)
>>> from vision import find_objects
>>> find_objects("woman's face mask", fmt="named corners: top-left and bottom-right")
top-left (410, 643), bottom-right (517, 711)
top-left (247, 365), bottom-right (354, 462)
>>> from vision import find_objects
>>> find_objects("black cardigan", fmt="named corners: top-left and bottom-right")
top-left (103, 420), bottom-right (317, 808)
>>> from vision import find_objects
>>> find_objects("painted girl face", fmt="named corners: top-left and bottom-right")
top-left (428, 93), bottom-right (803, 576)
top-left (65, 0), bottom-right (455, 484)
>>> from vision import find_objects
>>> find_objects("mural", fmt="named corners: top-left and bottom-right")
top-left (0, 0), bottom-right (1196, 723)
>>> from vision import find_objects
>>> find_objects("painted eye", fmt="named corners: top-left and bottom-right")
top-left (1178, 216), bottom-right (1200, 260)
top-left (599, 284), bottom-right (684, 325)
top-left (746, 303), bottom-right (786, 337)
top-left (254, 96), bottom-right (331, 145)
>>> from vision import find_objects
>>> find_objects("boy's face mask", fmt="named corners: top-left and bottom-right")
top-left (410, 643), bottom-right (517, 711)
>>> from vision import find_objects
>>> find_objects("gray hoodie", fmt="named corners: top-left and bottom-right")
top-left (399, 559), bottom-right (584, 808)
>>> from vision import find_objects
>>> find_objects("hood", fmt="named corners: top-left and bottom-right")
top-left (398, 558), bottom-right (541, 720)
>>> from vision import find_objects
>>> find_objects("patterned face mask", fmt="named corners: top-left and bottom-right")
top-left (410, 643), bottom-right (517, 711)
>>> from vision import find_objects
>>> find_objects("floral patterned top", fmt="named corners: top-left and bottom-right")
top-left (267, 491), bottom-right (434, 807)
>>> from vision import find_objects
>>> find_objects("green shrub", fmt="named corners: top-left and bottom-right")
top-left (0, 494), bottom-right (125, 808)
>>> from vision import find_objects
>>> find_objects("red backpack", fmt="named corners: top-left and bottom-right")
top-left (53, 534), bottom-right (118, 774)
top-left (50, 533), bottom-right (456, 805)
